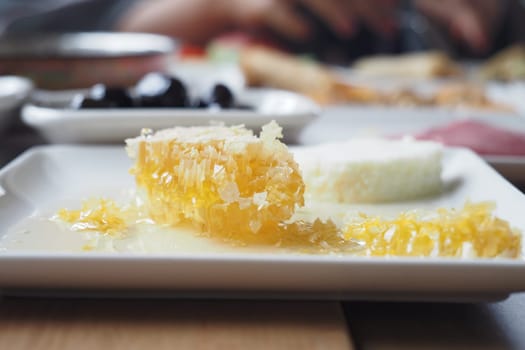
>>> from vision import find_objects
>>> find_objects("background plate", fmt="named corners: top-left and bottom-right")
top-left (0, 76), bottom-right (33, 134)
top-left (23, 88), bottom-right (319, 143)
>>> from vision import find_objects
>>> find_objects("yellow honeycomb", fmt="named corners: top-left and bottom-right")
top-left (126, 122), bottom-right (307, 242)
top-left (344, 202), bottom-right (522, 258)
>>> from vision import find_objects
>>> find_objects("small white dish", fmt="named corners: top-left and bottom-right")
top-left (0, 145), bottom-right (524, 301)
top-left (22, 88), bottom-right (319, 143)
top-left (0, 76), bottom-right (33, 133)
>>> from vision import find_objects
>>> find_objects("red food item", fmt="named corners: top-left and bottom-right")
top-left (178, 44), bottom-right (206, 58)
top-left (412, 120), bottom-right (525, 156)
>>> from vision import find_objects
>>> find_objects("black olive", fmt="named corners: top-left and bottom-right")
top-left (89, 84), bottom-right (134, 107)
top-left (135, 72), bottom-right (189, 107)
top-left (70, 94), bottom-right (114, 109)
top-left (209, 83), bottom-right (234, 108)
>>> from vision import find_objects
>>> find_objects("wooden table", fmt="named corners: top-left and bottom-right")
top-left (2, 119), bottom-right (525, 349)
top-left (0, 298), bottom-right (353, 350)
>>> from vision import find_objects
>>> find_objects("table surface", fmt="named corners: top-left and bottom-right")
top-left (2, 114), bottom-right (525, 350)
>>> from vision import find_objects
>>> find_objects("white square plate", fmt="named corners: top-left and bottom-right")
top-left (22, 88), bottom-right (319, 144)
top-left (1, 145), bottom-right (525, 301)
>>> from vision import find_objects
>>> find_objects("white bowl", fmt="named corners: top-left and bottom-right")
top-left (0, 76), bottom-right (33, 133)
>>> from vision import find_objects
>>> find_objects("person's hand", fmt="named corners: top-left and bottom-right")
top-left (231, 0), bottom-right (399, 41)
top-left (119, 0), bottom-right (400, 44)
top-left (414, 0), bottom-right (504, 53)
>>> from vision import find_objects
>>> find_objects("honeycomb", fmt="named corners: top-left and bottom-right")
top-left (125, 122), bottom-right (307, 243)
top-left (344, 202), bottom-right (522, 258)
top-left (57, 198), bottom-right (127, 236)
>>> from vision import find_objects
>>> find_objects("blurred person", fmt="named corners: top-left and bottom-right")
top-left (1, 0), bottom-right (524, 61)
top-left (117, 0), bottom-right (525, 61)
top-left (117, 0), bottom-right (399, 44)
top-left (1, 0), bottom-right (399, 42)
top-left (119, 0), bottom-right (525, 62)
top-left (413, 0), bottom-right (525, 56)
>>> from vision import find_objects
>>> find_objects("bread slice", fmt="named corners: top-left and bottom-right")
top-left (239, 46), bottom-right (380, 104)
top-left (353, 51), bottom-right (461, 78)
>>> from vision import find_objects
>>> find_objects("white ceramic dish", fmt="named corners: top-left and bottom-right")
top-left (22, 88), bottom-right (319, 143)
top-left (0, 76), bottom-right (33, 133)
top-left (337, 67), bottom-right (525, 110)
top-left (0, 145), bottom-right (524, 301)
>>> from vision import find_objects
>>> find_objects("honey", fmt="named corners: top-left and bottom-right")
top-left (127, 122), bottom-right (307, 239)
top-left (344, 202), bottom-right (521, 258)
top-left (57, 198), bottom-right (127, 236)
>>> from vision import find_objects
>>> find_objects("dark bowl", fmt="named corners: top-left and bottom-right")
top-left (0, 32), bottom-right (177, 89)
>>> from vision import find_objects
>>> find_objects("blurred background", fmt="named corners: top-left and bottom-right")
top-left (0, 0), bottom-right (524, 61)
top-left (2, 4), bottom-right (525, 350)
top-left (0, 0), bottom-right (525, 168)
